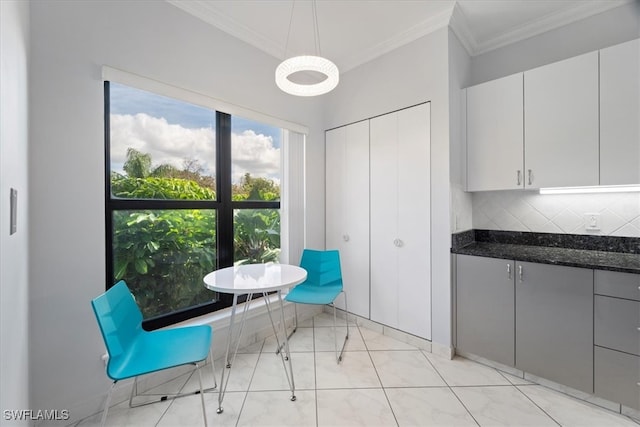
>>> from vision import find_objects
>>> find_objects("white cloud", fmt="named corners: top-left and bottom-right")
top-left (110, 113), bottom-right (281, 183)
top-left (232, 130), bottom-right (281, 184)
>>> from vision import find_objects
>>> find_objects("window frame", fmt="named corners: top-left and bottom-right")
top-left (104, 81), bottom-right (280, 330)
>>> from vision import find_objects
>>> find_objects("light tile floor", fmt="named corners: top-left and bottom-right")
top-left (78, 312), bottom-right (640, 427)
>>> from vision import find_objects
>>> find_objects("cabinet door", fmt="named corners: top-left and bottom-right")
top-left (595, 347), bottom-right (640, 411)
top-left (456, 255), bottom-right (515, 366)
top-left (370, 104), bottom-right (431, 339)
top-left (515, 262), bottom-right (593, 393)
top-left (467, 73), bottom-right (524, 191)
top-left (524, 51), bottom-right (599, 189)
top-left (397, 103), bottom-right (430, 339)
top-left (600, 38), bottom-right (640, 185)
top-left (370, 111), bottom-right (399, 329)
top-left (325, 122), bottom-right (370, 318)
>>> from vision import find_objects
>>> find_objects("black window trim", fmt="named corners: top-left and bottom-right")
top-left (104, 81), bottom-right (280, 330)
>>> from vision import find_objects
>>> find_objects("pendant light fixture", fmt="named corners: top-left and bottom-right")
top-left (275, 0), bottom-right (339, 96)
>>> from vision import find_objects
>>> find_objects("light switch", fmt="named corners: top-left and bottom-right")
top-left (10, 188), bottom-right (17, 235)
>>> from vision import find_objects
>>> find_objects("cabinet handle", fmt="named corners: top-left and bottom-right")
top-left (527, 169), bottom-right (533, 185)
top-left (517, 170), bottom-right (522, 186)
top-left (343, 234), bottom-right (350, 242)
top-left (518, 265), bottom-right (524, 282)
top-left (507, 264), bottom-right (512, 279)
top-left (393, 239), bottom-right (404, 248)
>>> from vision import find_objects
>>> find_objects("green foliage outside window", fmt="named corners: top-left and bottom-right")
top-left (111, 149), bottom-right (281, 318)
top-left (112, 209), bottom-right (217, 318)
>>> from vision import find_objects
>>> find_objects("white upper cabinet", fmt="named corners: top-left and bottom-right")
top-left (325, 121), bottom-right (370, 319)
top-left (524, 51), bottom-right (599, 189)
top-left (600, 39), bottom-right (640, 185)
top-left (467, 73), bottom-right (524, 191)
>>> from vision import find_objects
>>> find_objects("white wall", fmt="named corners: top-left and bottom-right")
top-left (448, 29), bottom-right (473, 233)
top-left (28, 1), bottom-right (324, 422)
top-left (0, 1), bottom-right (30, 424)
top-left (323, 28), bottom-right (454, 350)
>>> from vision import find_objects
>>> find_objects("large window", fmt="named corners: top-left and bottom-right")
top-left (105, 82), bottom-right (282, 329)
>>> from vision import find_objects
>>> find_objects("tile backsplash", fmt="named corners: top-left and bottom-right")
top-left (472, 191), bottom-right (640, 237)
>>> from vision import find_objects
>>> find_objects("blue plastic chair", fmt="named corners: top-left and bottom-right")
top-left (91, 281), bottom-right (216, 426)
top-left (285, 249), bottom-right (349, 363)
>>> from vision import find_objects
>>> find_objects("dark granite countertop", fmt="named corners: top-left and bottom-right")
top-left (452, 230), bottom-right (640, 274)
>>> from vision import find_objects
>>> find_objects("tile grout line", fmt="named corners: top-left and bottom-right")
top-left (420, 352), bottom-right (481, 427)
top-left (154, 369), bottom-right (196, 427)
top-left (234, 337), bottom-right (265, 427)
top-left (513, 385), bottom-right (562, 427)
top-left (362, 326), bottom-right (401, 427)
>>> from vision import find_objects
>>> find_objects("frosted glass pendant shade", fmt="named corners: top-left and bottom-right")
top-left (275, 55), bottom-right (339, 96)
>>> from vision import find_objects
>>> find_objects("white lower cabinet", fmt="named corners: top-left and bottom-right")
top-left (370, 103), bottom-right (431, 339)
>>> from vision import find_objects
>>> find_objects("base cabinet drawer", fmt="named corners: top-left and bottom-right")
top-left (595, 346), bottom-right (640, 410)
top-left (595, 296), bottom-right (640, 356)
top-left (595, 270), bottom-right (640, 301)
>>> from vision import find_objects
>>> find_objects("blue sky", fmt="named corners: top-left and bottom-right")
top-left (109, 82), bottom-right (281, 147)
top-left (109, 82), bottom-right (282, 183)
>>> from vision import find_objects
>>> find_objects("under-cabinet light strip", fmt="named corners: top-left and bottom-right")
top-left (539, 185), bottom-right (640, 195)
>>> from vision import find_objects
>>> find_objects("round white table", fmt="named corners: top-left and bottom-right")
top-left (203, 263), bottom-right (307, 413)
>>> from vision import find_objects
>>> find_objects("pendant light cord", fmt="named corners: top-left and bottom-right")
top-left (283, 0), bottom-right (295, 59)
top-left (283, 0), bottom-right (322, 59)
top-left (312, 0), bottom-right (321, 56)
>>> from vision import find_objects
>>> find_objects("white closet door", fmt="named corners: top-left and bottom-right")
top-left (397, 103), bottom-right (431, 339)
top-left (325, 122), bottom-right (370, 318)
top-left (370, 111), bottom-right (399, 328)
top-left (325, 127), bottom-right (345, 252)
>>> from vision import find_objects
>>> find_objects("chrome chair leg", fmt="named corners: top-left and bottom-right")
top-left (127, 361), bottom-right (217, 410)
top-left (101, 381), bottom-right (117, 427)
top-left (334, 291), bottom-right (349, 364)
top-left (196, 362), bottom-right (208, 427)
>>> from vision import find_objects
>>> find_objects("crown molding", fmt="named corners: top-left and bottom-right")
top-left (169, 0), bottom-right (455, 73)
top-left (168, 0), bottom-right (634, 65)
top-left (471, 0), bottom-right (632, 56)
top-left (449, 2), bottom-right (477, 55)
top-left (339, 5), bottom-right (455, 72)
top-left (167, 0), bottom-right (285, 60)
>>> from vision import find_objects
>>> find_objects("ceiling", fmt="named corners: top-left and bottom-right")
top-left (168, 0), bottom-right (630, 73)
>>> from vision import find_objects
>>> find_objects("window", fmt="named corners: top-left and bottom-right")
top-left (105, 82), bottom-right (281, 329)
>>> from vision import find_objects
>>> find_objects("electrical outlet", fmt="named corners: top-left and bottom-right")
top-left (584, 213), bottom-right (601, 231)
